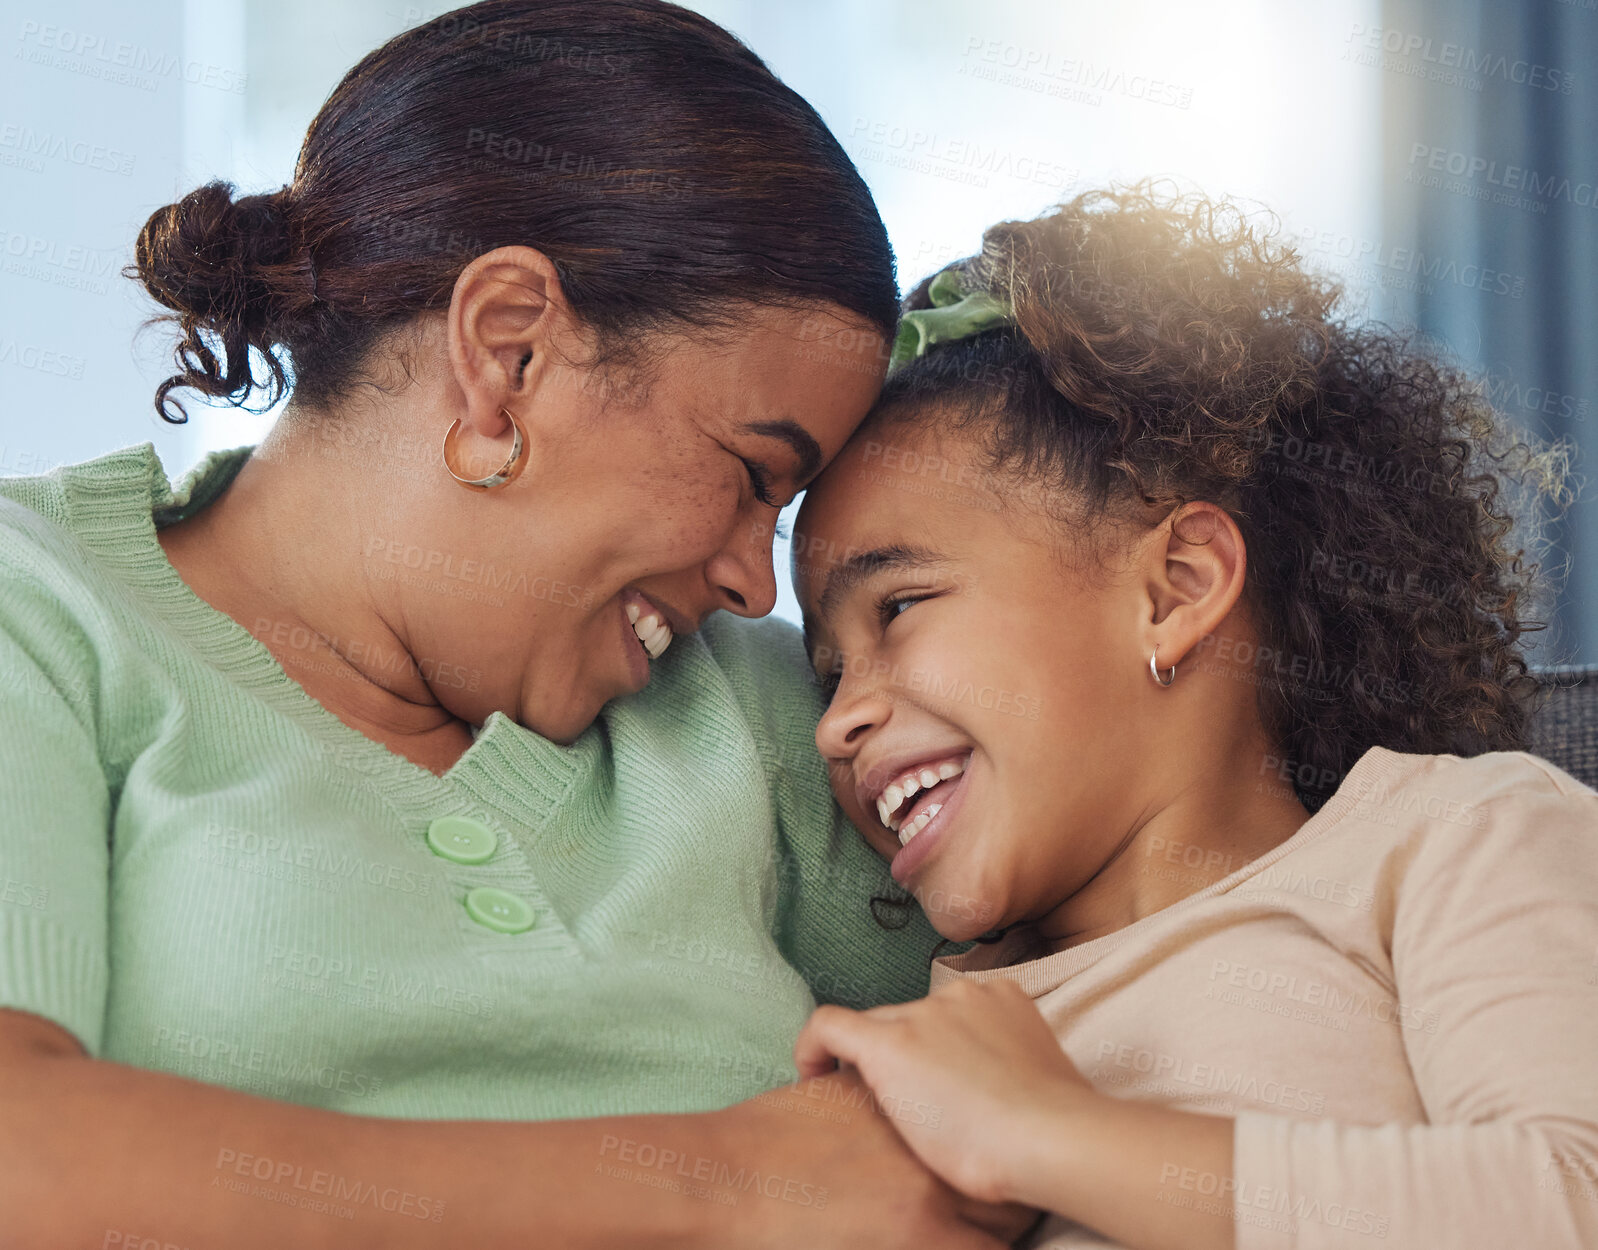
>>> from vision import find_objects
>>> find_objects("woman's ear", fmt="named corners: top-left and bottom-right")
top-left (447, 244), bottom-right (582, 414)
top-left (1140, 501), bottom-right (1249, 667)
top-left (444, 245), bottom-right (592, 475)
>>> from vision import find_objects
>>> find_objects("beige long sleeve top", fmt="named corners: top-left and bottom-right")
top-left (930, 746), bottom-right (1598, 1249)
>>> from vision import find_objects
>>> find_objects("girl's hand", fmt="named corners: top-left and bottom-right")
top-left (793, 978), bottom-right (1095, 1205)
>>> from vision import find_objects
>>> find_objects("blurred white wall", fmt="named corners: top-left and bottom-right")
top-left (685, 0), bottom-right (1386, 622)
top-left (2, 1), bottom-right (193, 474)
top-left (1, 0), bottom-right (1381, 625)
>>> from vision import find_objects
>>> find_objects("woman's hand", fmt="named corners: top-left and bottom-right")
top-left (793, 978), bottom-right (1094, 1206)
top-left (705, 1066), bottom-right (1038, 1249)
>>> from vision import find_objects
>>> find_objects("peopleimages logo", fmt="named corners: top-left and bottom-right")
top-left (1292, 227), bottom-right (1527, 299)
top-left (1345, 23), bottom-right (1574, 93)
top-left (211, 1148), bottom-right (445, 1221)
top-left (848, 118), bottom-right (1075, 190)
top-left (1408, 143), bottom-right (1598, 210)
top-left (598, 1136), bottom-right (829, 1209)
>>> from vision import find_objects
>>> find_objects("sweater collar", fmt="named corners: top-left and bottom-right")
top-left (67, 440), bottom-right (594, 830)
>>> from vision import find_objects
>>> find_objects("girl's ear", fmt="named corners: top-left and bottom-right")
top-left (1142, 501), bottom-right (1249, 666)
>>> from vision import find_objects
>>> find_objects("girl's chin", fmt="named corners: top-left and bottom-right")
top-left (909, 873), bottom-right (1004, 942)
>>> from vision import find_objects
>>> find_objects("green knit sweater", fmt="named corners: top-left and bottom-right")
top-left (0, 441), bottom-right (940, 1120)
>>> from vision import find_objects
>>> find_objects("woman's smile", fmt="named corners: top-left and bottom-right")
top-left (617, 587), bottom-right (688, 690)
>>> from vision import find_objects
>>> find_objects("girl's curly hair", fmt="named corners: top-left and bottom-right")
top-left (873, 180), bottom-right (1574, 816)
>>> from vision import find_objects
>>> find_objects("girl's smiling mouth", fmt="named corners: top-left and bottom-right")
top-left (857, 751), bottom-right (975, 884)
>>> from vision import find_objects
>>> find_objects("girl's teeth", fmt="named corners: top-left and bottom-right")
top-left (876, 757), bottom-right (968, 834)
top-left (897, 802), bottom-right (943, 848)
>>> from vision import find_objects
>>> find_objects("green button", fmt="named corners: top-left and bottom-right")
top-left (426, 816), bottom-right (498, 865)
top-left (465, 887), bottom-right (537, 934)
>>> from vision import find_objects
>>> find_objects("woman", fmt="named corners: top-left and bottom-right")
top-left (0, 2), bottom-right (1026, 1245)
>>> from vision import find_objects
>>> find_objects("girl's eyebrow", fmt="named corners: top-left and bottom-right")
top-left (814, 543), bottom-right (946, 621)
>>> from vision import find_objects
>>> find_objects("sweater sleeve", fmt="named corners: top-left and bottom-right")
top-left (0, 554), bottom-right (112, 1058)
top-left (698, 614), bottom-right (951, 1008)
top-left (1232, 755), bottom-right (1598, 1249)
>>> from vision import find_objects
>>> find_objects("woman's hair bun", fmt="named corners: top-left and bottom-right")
top-left (126, 180), bottom-right (303, 421)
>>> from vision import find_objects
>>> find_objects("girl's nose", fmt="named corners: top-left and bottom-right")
top-left (816, 670), bottom-right (893, 759)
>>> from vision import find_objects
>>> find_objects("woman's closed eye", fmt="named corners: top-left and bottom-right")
top-left (739, 457), bottom-right (781, 508)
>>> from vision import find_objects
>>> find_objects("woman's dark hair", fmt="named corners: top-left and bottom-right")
top-left (870, 181), bottom-right (1573, 815)
top-left (125, 0), bottom-right (897, 423)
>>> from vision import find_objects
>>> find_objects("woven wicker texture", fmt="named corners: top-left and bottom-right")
top-left (1529, 667), bottom-right (1598, 790)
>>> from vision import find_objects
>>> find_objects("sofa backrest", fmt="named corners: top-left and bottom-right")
top-left (1528, 666), bottom-right (1598, 790)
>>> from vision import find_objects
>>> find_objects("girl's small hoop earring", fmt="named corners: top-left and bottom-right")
top-left (1150, 644), bottom-right (1176, 687)
top-left (442, 408), bottom-right (530, 491)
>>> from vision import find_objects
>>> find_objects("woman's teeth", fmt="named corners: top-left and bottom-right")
top-left (875, 756), bottom-right (967, 838)
top-left (626, 602), bottom-right (673, 660)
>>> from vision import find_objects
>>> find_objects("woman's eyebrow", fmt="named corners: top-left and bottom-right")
top-left (740, 420), bottom-right (822, 484)
top-left (814, 543), bottom-right (945, 621)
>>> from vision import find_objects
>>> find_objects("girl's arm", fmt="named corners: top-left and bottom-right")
top-left (1219, 772), bottom-right (1598, 1250)
top-left (795, 768), bottom-right (1598, 1250)
top-left (0, 1007), bottom-right (1018, 1250)
top-left (795, 978), bottom-right (1240, 1250)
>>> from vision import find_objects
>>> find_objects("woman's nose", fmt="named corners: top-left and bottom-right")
top-left (703, 513), bottom-right (780, 618)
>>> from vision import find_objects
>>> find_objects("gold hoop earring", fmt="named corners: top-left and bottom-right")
top-left (1149, 644), bottom-right (1176, 687)
top-left (441, 408), bottom-right (530, 491)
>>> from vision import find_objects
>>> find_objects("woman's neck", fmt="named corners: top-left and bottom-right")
top-left (156, 417), bottom-right (477, 775)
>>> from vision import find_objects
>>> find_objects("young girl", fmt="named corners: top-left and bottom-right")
top-left (788, 186), bottom-right (1598, 1250)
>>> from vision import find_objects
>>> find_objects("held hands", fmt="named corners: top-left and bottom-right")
top-left (714, 1065), bottom-right (1038, 1249)
top-left (794, 978), bottom-right (1095, 1207)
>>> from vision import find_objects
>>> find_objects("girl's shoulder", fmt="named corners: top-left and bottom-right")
top-left (1344, 744), bottom-right (1595, 830)
top-left (1305, 746), bottom-right (1598, 935)
top-left (1219, 746), bottom-right (1596, 945)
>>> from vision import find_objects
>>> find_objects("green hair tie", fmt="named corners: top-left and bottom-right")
top-left (887, 266), bottom-right (1013, 373)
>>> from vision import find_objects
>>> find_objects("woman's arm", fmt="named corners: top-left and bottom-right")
top-left (1, 1007), bottom-right (1017, 1250)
